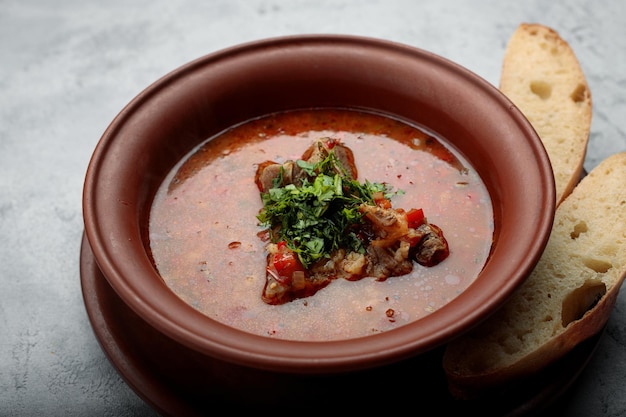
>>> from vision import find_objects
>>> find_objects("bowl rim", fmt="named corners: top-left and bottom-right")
top-left (83, 33), bottom-right (555, 374)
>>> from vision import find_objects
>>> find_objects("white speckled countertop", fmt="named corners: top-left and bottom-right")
top-left (2, 0), bottom-right (625, 415)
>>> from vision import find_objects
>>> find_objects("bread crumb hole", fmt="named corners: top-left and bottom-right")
top-left (530, 80), bottom-right (552, 99)
top-left (561, 280), bottom-right (606, 326)
top-left (570, 83), bottom-right (588, 103)
top-left (583, 257), bottom-right (613, 273)
top-left (570, 221), bottom-right (588, 239)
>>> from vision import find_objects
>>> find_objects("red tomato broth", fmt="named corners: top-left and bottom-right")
top-left (148, 109), bottom-right (494, 341)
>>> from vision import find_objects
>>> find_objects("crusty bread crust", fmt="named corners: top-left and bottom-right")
top-left (442, 152), bottom-right (626, 399)
top-left (500, 23), bottom-right (592, 206)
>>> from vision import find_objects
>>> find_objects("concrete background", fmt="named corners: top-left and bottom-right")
top-left (2, 0), bottom-right (625, 415)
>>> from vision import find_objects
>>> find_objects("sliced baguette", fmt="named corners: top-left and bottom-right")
top-left (500, 23), bottom-right (592, 206)
top-left (442, 152), bottom-right (626, 399)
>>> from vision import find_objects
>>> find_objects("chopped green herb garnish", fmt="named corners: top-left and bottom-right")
top-left (257, 151), bottom-right (396, 268)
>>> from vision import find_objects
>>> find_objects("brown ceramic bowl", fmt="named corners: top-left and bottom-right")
top-left (82, 35), bottom-right (555, 407)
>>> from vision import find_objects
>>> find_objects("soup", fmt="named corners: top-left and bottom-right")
top-left (148, 108), bottom-right (494, 341)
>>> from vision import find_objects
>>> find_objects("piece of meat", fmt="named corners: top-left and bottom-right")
top-left (299, 137), bottom-right (358, 179)
top-left (255, 160), bottom-right (300, 193)
top-left (255, 138), bottom-right (358, 193)
top-left (359, 204), bottom-right (409, 248)
top-left (411, 223), bottom-right (450, 267)
top-left (365, 241), bottom-right (414, 279)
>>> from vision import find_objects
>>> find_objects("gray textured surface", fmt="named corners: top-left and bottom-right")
top-left (1, 0), bottom-right (625, 415)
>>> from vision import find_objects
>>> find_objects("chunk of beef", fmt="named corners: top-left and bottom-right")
top-left (299, 137), bottom-right (358, 179)
top-left (255, 160), bottom-right (303, 193)
top-left (359, 204), bottom-right (409, 248)
top-left (365, 241), bottom-right (414, 279)
top-left (254, 138), bottom-right (357, 193)
top-left (411, 223), bottom-right (449, 267)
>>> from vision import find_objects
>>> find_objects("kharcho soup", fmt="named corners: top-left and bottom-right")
top-left (148, 108), bottom-right (493, 341)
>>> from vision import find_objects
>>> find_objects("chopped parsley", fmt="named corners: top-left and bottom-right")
top-left (257, 151), bottom-right (398, 268)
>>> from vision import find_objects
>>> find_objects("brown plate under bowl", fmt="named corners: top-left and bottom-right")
top-left (82, 35), bottom-right (555, 390)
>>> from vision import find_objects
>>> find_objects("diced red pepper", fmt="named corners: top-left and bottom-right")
top-left (272, 241), bottom-right (305, 282)
top-left (406, 208), bottom-right (425, 229)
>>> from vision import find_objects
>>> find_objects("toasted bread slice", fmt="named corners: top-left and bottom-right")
top-left (500, 23), bottom-right (592, 205)
top-left (442, 152), bottom-right (626, 399)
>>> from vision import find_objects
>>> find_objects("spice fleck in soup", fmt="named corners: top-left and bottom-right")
top-left (148, 109), bottom-right (494, 341)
